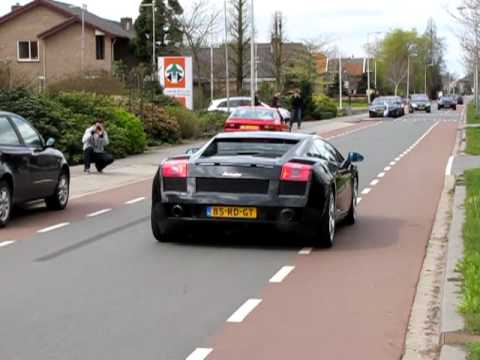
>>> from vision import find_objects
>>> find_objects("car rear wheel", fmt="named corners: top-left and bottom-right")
top-left (345, 177), bottom-right (358, 225)
top-left (45, 171), bottom-right (69, 211)
top-left (317, 191), bottom-right (336, 248)
top-left (0, 180), bottom-right (12, 228)
top-left (151, 204), bottom-right (182, 242)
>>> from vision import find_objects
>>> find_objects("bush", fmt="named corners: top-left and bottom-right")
top-left (0, 89), bottom-right (146, 164)
top-left (165, 106), bottom-right (200, 139)
top-left (197, 111), bottom-right (228, 136)
top-left (47, 74), bottom-right (127, 95)
top-left (311, 95), bottom-right (338, 120)
top-left (135, 105), bottom-right (181, 145)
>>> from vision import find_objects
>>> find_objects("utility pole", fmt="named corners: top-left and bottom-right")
top-left (407, 55), bottom-right (410, 99)
top-left (250, 0), bottom-right (255, 106)
top-left (81, 4), bottom-right (86, 75)
top-left (224, 0), bottom-right (230, 112)
top-left (374, 59), bottom-right (377, 89)
top-left (339, 55), bottom-right (343, 110)
top-left (210, 42), bottom-right (214, 103)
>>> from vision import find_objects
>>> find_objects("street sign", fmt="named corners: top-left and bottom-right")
top-left (158, 56), bottom-right (193, 110)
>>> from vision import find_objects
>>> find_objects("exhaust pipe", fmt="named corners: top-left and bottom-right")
top-left (172, 205), bottom-right (184, 218)
top-left (279, 208), bottom-right (295, 223)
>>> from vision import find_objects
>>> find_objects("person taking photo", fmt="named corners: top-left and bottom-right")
top-left (82, 120), bottom-right (114, 174)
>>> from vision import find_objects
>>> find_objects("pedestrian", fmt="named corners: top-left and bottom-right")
top-left (290, 91), bottom-right (304, 131)
top-left (271, 93), bottom-right (284, 122)
top-left (254, 92), bottom-right (261, 106)
top-left (82, 119), bottom-right (114, 174)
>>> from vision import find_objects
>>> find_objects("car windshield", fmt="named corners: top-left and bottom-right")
top-left (201, 138), bottom-right (298, 158)
top-left (230, 108), bottom-right (276, 120)
top-left (412, 95), bottom-right (429, 101)
top-left (373, 98), bottom-right (398, 105)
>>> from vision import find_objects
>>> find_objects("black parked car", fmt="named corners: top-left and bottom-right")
top-left (369, 96), bottom-right (405, 118)
top-left (151, 132), bottom-right (364, 247)
top-left (456, 95), bottom-right (464, 105)
top-left (438, 96), bottom-right (457, 110)
top-left (409, 94), bottom-right (432, 113)
top-left (0, 112), bottom-right (70, 227)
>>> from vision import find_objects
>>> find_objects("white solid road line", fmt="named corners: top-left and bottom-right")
top-left (445, 156), bottom-right (454, 176)
top-left (298, 247), bottom-right (312, 255)
top-left (38, 223), bottom-right (70, 234)
top-left (227, 299), bottom-right (262, 323)
top-left (186, 348), bottom-right (213, 360)
top-left (361, 188), bottom-right (371, 195)
top-left (87, 208), bottom-right (112, 218)
top-left (269, 266), bottom-right (295, 283)
top-left (125, 197), bottom-right (146, 205)
top-left (0, 241), bottom-right (15, 248)
top-left (370, 179), bottom-right (380, 186)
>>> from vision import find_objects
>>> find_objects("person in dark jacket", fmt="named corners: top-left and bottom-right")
top-left (290, 91), bottom-right (304, 131)
top-left (254, 93), bottom-right (261, 106)
top-left (271, 93), bottom-right (284, 123)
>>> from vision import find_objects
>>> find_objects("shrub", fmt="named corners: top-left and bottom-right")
top-left (165, 106), bottom-right (200, 139)
top-left (48, 74), bottom-right (127, 95)
top-left (311, 95), bottom-right (338, 120)
top-left (134, 104), bottom-right (181, 145)
top-left (197, 111), bottom-right (228, 136)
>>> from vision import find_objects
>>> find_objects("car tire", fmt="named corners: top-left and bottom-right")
top-left (427, 109), bottom-right (431, 113)
top-left (317, 190), bottom-right (336, 248)
top-left (0, 180), bottom-right (12, 228)
top-left (345, 177), bottom-right (358, 226)
top-left (453, 106), bottom-right (457, 111)
top-left (45, 171), bottom-right (69, 211)
top-left (151, 204), bottom-right (181, 242)
top-left (369, 112), bottom-right (375, 118)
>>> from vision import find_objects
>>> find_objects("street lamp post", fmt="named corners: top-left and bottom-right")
top-left (366, 32), bottom-right (383, 104)
top-left (224, 0), bottom-right (230, 112)
top-left (339, 55), bottom-right (343, 110)
top-left (250, 0), bottom-right (255, 106)
top-left (406, 45), bottom-right (417, 99)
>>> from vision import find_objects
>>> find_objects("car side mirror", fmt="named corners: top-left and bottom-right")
top-left (185, 147), bottom-right (200, 155)
top-left (46, 138), bottom-right (56, 148)
top-left (348, 152), bottom-right (364, 163)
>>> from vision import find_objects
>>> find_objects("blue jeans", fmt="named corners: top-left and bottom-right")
top-left (290, 108), bottom-right (303, 130)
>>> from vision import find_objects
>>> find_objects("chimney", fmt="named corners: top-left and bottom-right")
top-left (11, 3), bottom-right (22, 12)
top-left (120, 17), bottom-right (133, 32)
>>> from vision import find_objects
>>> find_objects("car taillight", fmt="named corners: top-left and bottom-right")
top-left (280, 162), bottom-right (312, 182)
top-left (162, 159), bottom-right (188, 178)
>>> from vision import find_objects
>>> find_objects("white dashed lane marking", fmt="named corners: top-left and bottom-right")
top-left (185, 348), bottom-right (213, 360)
top-left (269, 266), bottom-right (295, 283)
top-left (298, 247), bottom-right (312, 255)
top-left (38, 223), bottom-right (70, 234)
top-left (125, 197), bottom-right (146, 205)
top-left (227, 299), bottom-right (262, 323)
top-left (86, 208), bottom-right (112, 218)
top-left (361, 188), bottom-right (371, 195)
top-left (0, 241), bottom-right (15, 248)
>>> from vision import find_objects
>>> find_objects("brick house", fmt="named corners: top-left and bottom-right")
top-left (324, 57), bottom-right (371, 95)
top-left (0, 0), bottom-right (134, 88)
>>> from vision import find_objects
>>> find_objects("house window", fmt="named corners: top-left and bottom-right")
top-left (17, 41), bottom-right (39, 62)
top-left (96, 35), bottom-right (105, 60)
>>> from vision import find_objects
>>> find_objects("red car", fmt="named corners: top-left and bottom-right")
top-left (224, 107), bottom-right (288, 132)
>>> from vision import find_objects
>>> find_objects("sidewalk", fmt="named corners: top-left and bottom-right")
top-left (70, 113), bottom-right (367, 199)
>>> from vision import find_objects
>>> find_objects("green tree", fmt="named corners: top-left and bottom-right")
top-left (229, 0), bottom-right (250, 94)
top-left (134, 0), bottom-right (184, 64)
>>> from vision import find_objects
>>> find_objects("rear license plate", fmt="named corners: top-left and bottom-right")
top-left (240, 125), bottom-right (259, 130)
top-left (206, 206), bottom-right (257, 219)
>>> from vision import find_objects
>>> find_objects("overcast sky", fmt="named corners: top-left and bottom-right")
top-left (0, 0), bottom-right (466, 76)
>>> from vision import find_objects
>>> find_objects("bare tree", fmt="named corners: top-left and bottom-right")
top-left (180, 0), bottom-right (221, 76)
top-left (229, 0), bottom-right (250, 94)
top-left (271, 11), bottom-right (286, 91)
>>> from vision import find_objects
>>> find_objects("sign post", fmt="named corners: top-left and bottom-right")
top-left (158, 56), bottom-right (193, 110)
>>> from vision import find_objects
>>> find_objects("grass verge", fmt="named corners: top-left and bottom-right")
top-left (467, 103), bottom-right (480, 155)
top-left (468, 342), bottom-right (480, 360)
top-left (459, 169), bottom-right (480, 333)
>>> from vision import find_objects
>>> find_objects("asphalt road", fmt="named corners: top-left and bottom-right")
top-left (0, 108), bottom-right (461, 360)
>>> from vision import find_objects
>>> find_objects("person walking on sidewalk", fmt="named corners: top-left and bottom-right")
top-left (290, 91), bottom-right (304, 131)
top-left (82, 120), bottom-right (114, 174)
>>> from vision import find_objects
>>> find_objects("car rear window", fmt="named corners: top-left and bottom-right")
top-left (230, 108), bottom-right (277, 120)
top-left (201, 138), bottom-right (298, 158)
